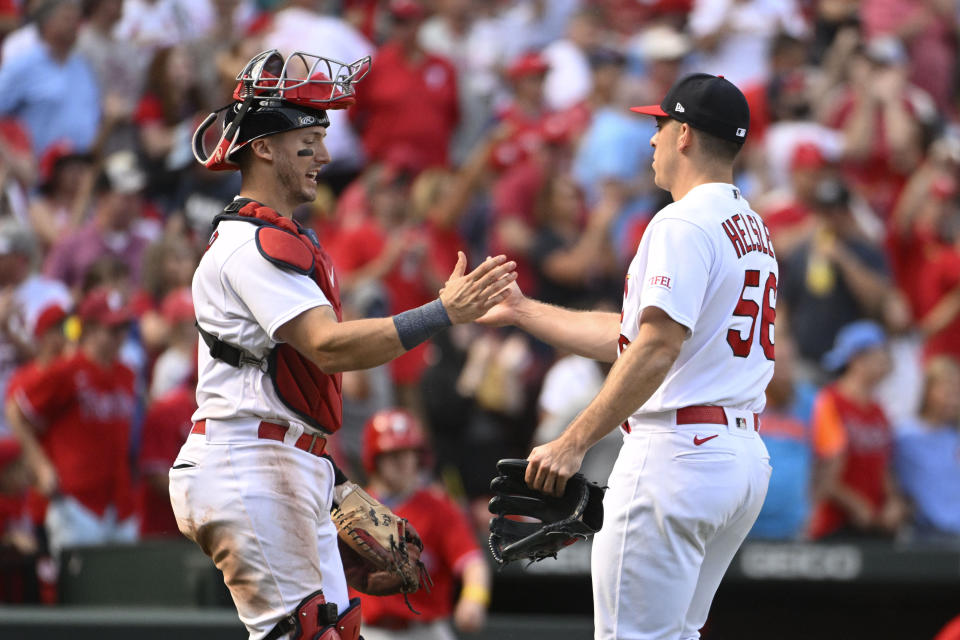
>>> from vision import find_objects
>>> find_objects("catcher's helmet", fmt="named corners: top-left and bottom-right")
top-left (192, 49), bottom-right (370, 171)
top-left (362, 409), bottom-right (430, 475)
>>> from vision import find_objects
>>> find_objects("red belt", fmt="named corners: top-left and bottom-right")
top-left (675, 405), bottom-right (759, 432)
top-left (191, 420), bottom-right (327, 456)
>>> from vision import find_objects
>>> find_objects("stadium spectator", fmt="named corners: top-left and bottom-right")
top-left (626, 25), bottom-right (691, 108)
top-left (113, 0), bottom-right (218, 50)
top-left (861, 0), bottom-right (958, 113)
top-left (758, 143), bottom-right (831, 261)
top-left (148, 287), bottom-right (195, 400)
top-left (76, 0), bottom-right (144, 155)
top-left (687, 0), bottom-right (807, 89)
top-left (542, 8), bottom-right (601, 111)
top-left (5, 288), bottom-right (137, 556)
top-left (0, 437), bottom-right (37, 602)
top-left (888, 133), bottom-right (960, 322)
top-left (0, 222), bottom-right (71, 436)
top-left (136, 381), bottom-right (195, 538)
top-left (824, 35), bottom-right (934, 219)
top-left (780, 179), bottom-right (892, 371)
top-left (134, 45), bottom-right (206, 213)
top-left (749, 336), bottom-right (817, 540)
top-left (350, 0), bottom-right (459, 170)
top-left (528, 177), bottom-right (620, 307)
top-left (894, 356), bottom-right (960, 540)
top-left (808, 321), bottom-right (908, 539)
top-left (133, 235), bottom-right (197, 353)
top-left (570, 49), bottom-right (656, 208)
top-left (354, 408), bottom-right (491, 639)
top-left (44, 151), bottom-right (152, 290)
top-left (0, 0), bottom-right (100, 155)
top-left (27, 141), bottom-right (94, 248)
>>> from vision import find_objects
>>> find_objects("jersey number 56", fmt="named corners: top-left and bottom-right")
top-left (727, 269), bottom-right (776, 361)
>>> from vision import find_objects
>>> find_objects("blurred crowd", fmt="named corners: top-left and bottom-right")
top-left (0, 0), bottom-right (958, 608)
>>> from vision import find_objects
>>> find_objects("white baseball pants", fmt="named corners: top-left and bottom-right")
top-left (169, 418), bottom-right (349, 640)
top-left (592, 409), bottom-right (771, 640)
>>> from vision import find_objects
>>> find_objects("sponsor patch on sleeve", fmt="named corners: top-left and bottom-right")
top-left (647, 275), bottom-right (672, 291)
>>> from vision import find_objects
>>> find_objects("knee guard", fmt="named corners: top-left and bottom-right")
top-left (265, 591), bottom-right (362, 640)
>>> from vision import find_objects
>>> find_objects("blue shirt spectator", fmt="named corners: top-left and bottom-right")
top-left (894, 421), bottom-right (960, 537)
top-left (893, 356), bottom-right (960, 539)
top-left (0, 1), bottom-right (100, 155)
top-left (749, 380), bottom-right (817, 540)
top-left (0, 45), bottom-right (101, 156)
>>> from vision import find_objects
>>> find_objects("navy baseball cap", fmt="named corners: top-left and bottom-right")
top-left (631, 73), bottom-right (750, 145)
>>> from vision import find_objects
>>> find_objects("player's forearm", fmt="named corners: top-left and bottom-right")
top-left (310, 316), bottom-right (411, 373)
top-left (562, 333), bottom-right (679, 452)
top-left (514, 299), bottom-right (620, 362)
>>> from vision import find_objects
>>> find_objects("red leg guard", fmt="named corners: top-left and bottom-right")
top-left (266, 592), bottom-right (362, 640)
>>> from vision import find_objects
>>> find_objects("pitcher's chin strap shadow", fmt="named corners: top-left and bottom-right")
top-left (196, 323), bottom-right (267, 371)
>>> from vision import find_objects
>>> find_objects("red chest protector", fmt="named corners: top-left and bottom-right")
top-left (208, 199), bottom-right (343, 434)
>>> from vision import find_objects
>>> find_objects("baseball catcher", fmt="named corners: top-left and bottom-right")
top-left (488, 458), bottom-right (605, 565)
top-left (170, 46), bottom-right (516, 640)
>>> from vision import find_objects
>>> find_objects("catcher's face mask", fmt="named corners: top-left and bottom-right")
top-left (192, 49), bottom-right (370, 171)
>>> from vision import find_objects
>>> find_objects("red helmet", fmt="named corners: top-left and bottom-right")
top-left (362, 409), bottom-right (429, 475)
top-left (193, 49), bottom-right (370, 171)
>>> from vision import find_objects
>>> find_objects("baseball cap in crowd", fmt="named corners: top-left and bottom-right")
top-left (78, 288), bottom-right (132, 328)
top-left (33, 303), bottom-right (68, 339)
top-left (631, 73), bottom-right (750, 145)
top-left (38, 140), bottom-right (92, 191)
top-left (790, 143), bottom-right (827, 172)
top-left (389, 0), bottom-right (425, 20)
top-left (161, 287), bottom-right (195, 325)
top-left (507, 52), bottom-right (550, 80)
top-left (631, 26), bottom-right (691, 63)
top-left (822, 321), bottom-right (887, 372)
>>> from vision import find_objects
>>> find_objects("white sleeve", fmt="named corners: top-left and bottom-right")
top-left (222, 240), bottom-right (332, 340)
top-left (637, 218), bottom-right (714, 333)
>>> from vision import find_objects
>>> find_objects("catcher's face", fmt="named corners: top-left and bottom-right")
top-left (272, 126), bottom-right (331, 204)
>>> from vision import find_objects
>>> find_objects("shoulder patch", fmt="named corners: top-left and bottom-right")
top-left (255, 226), bottom-right (315, 275)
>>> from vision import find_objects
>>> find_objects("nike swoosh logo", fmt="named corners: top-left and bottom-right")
top-left (693, 434), bottom-right (719, 446)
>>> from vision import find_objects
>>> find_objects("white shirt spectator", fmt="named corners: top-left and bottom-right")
top-left (762, 121), bottom-right (843, 191)
top-left (0, 23), bottom-right (38, 64)
top-left (688, 0), bottom-right (806, 88)
top-left (115, 0), bottom-right (216, 48)
top-left (542, 38), bottom-right (592, 111)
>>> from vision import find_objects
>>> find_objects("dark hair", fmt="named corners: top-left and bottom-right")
top-left (693, 128), bottom-right (742, 163)
top-left (144, 47), bottom-right (203, 126)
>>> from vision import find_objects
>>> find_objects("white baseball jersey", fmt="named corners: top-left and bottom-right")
top-left (191, 218), bottom-right (333, 426)
top-left (619, 182), bottom-right (777, 426)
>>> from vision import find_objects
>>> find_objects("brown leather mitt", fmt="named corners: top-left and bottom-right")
top-left (332, 486), bottom-right (432, 601)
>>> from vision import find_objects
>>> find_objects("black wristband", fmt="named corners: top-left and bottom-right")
top-left (322, 454), bottom-right (349, 486)
top-left (392, 298), bottom-right (452, 350)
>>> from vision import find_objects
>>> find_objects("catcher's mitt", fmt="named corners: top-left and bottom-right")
top-left (332, 485), bottom-right (431, 605)
top-left (488, 458), bottom-right (605, 565)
